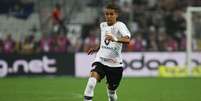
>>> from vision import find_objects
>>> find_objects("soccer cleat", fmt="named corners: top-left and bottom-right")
top-left (84, 96), bottom-right (93, 101)
top-left (107, 89), bottom-right (117, 101)
top-left (108, 94), bottom-right (117, 101)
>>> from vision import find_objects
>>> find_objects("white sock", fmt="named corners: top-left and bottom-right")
top-left (107, 89), bottom-right (118, 101)
top-left (84, 77), bottom-right (97, 101)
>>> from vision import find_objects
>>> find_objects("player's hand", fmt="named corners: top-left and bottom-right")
top-left (87, 48), bottom-right (97, 55)
top-left (105, 33), bottom-right (117, 42)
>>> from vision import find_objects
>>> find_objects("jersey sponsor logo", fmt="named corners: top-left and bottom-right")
top-left (101, 46), bottom-right (119, 57)
top-left (101, 45), bottom-right (116, 50)
top-left (100, 57), bottom-right (117, 63)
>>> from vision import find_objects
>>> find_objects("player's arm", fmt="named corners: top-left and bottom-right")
top-left (105, 34), bottom-right (130, 44)
top-left (88, 23), bottom-right (102, 55)
top-left (115, 36), bottom-right (130, 44)
top-left (105, 21), bottom-right (131, 44)
top-left (116, 22), bottom-right (131, 44)
top-left (88, 44), bottom-right (100, 55)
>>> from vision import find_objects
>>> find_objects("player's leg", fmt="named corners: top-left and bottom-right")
top-left (84, 71), bottom-right (100, 101)
top-left (106, 67), bottom-right (123, 101)
top-left (84, 62), bottom-right (105, 101)
top-left (107, 88), bottom-right (118, 101)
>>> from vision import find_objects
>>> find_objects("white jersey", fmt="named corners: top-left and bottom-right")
top-left (94, 21), bottom-right (131, 67)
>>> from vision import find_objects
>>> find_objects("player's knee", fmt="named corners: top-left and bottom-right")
top-left (108, 83), bottom-right (119, 90)
top-left (90, 71), bottom-right (101, 81)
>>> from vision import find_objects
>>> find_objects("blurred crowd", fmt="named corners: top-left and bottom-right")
top-left (81, 0), bottom-right (201, 52)
top-left (121, 0), bottom-right (187, 52)
top-left (0, 0), bottom-right (201, 54)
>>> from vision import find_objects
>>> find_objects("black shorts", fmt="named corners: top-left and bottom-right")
top-left (91, 62), bottom-right (123, 90)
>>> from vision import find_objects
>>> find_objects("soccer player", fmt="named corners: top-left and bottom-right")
top-left (83, 3), bottom-right (131, 101)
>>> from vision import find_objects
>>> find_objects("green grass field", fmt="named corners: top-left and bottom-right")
top-left (0, 77), bottom-right (201, 101)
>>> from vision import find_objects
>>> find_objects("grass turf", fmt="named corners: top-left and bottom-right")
top-left (0, 77), bottom-right (201, 101)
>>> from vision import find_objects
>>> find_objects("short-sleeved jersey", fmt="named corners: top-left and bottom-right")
top-left (94, 21), bottom-right (131, 67)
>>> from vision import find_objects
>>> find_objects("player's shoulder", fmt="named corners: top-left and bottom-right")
top-left (115, 21), bottom-right (126, 26)
top-left (100, 22), bottom-right (107, 28)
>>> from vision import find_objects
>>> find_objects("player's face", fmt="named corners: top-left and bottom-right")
top-left (104, 9), bottom-right (118, 26)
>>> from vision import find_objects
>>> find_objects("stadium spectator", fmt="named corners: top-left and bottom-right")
top-left (83, 29), bottom-right (100, 52)
top-left (38, 34), bottom-right (55, 53)
top-left (127, 33), bottom-right (145, 51)
top-left (126, 36), bottom-right (135, 51)
top-left (2, 34), bottom-right (15, 54)
top-left (146, 30), bottom-right (158, 51)
top-left (21, 35), bottom-right (36, 54)
top-left (54, 34), bottom-right (71, 53)
top-left (179, 33), bottom-right (186, 51)
top-left (165, 35), bottom-right (178, 51)
top-left (157, 28), bottom-right (168, 51)
top-left (51, 4), bottom-right (67, 34)
top-left (164, 8), bottom-right (186, 44)
top-left (0, 37), bottom-right (3, 52)
top-left (67, 29), bottom-right (82, 52)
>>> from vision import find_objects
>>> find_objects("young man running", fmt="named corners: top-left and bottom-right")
top-left (84, 3), bottom-right (131, 101)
